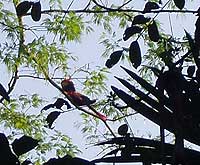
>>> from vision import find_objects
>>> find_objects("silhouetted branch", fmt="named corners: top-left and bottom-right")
top-left (40, 9), bottom-right (198, 15)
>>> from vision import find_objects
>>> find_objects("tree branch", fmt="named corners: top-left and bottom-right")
top-left (39, 9), bottom-right (198, 15)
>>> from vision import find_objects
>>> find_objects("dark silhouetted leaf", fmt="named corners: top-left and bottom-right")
top-left (195, 17), bottom-right (200, 48)
top-left (185, 30), bottom-right (194, 47)
top-left (196, 68), bottom-right (200, 84)
top-left (197, 7), bottom-right (200, 16)
top-left (31, 1), bottom-right (41, 22)
top-left (118, 124), bottom-right (128, 136)
top-left (156, 73), bottom-right (165, 94)
top-left (21, 159), bottom-right (32, 165)
top-left (0, 83), bottom-right (10, 102)
top-left (12, 135), bottom-right (39, 156)
top-left (72, 157), bottom-right (94, 165)
top-left (46, 111), bottom-right (61, 128)
top-left (148, 21), bottom-right (160, 42)
top-left (105, 50), bottom-right (123, 68)
top-left (120, 66), bottom-right (173, 109)
top-left (131, 15), bottom-right (151, 25)
top-left (44, 155), bottom-right (95, 165)
top-left (105, 58), bottom-right (113, 68)
top-left (41, 103), bottom-right (54, 111)
top-left (158, 50), bottom-right (173, 66)
top-left (0, 133), bottom-right (19, 164)
top-left (173, 0), bottom-right (185, 10)
top-left (109, 50), bottom-right (123, 64)
top-left (143, 2), bottom-right (160, 13)
top-left (185, 30), bottom-right (200, 67)
top-left (102, 148), bottom-right (121, 158)
top-left (16, 1), bottom-right (33, 17)
top-left (41, 98), bottom-right (71, 111)
top-left (187, 65), bottom-right (196, 77)
top-left (54, 98), bottom-right (71, 109)
top-left (123, 26), bottom-right (142, 41)
top-left (44, 155), bottom-right (73, 165)
top-left (129, 41), bottom-right (141, 69)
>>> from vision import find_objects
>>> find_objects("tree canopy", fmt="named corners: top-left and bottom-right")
top-left (0, 0), bottom-right (200, 164)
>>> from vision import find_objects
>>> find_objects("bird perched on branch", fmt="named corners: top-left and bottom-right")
top-left (61, 78), bottom-right (107, 121)
top-left (61, 78), bottom-right (76, 92)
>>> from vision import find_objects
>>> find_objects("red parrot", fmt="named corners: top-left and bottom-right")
top-left (66, 91), bottom-right (96, 106)
top-left (61, 78), bottom-right (107, 121)
top-left (61, 78), bottom-right (76, 92)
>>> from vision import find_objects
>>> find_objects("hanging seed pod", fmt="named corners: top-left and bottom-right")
top-left (187, 65), bottom-right (196, 77)
top-left (31, 1), bottom-right (41, 22)
top-left (12, 135), bottom-right (39, 156)
top-left (118, 124), bottom-right (128, 136)
top-left (123, 26), bottom-right (142, 41)
top-left (46, 111), bottom-right (61, 128)
top-left (131, 15), bottom-right (151, 26)
top-left (143, 2), bottom-right (160, 13)
top-left (105, 59), bottom-right (113, 68)
top-left (105, 50), bottom-right (123, 68)
top-left (148, 21), bottom-right (160, 42)
top-left (16, 1), bottom-right (33, 17)
top-left (173, 0), bottom-right (185, 10)
top-left (129, 41), bottom-right (141, 69)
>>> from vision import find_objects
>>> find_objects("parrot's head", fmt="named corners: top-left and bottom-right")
top-left (61, 78), bottom-right (76, 92)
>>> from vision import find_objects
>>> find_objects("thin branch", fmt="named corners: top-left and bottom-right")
top-left (14, 75), bottom-right (62, 80)
top-left (107, 112), bottom-right (138, 122)
top-left (92, 0), bottom-right (115, 11)
top-left (39, 9), bottom-right (198, 15)
top-left (118, 0), bottom-right (133, 10)
top-left (0, 15), bottom-right (25, 102)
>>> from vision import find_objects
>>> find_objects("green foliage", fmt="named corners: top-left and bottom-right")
top-left (43, 12), bottom-right (84, 44)
top-left (83, 67), bottom-right (108, 96)
top-left (24, 37), bottom-right (70, 75)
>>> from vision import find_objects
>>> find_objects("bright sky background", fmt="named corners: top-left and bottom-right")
top-left (1, 0), bottom-right (200, 165)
